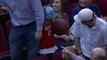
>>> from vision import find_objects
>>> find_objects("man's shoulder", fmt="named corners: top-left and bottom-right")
top-left (97, 17), bottom-right (107, 25)
top-left (89, 4), bottom-right (98, 9)
top-left (70, 22), bottom-right (81, 31)
top-left (72, 22), bottom-right (81, 27)
top-left (96, 17), bottom-right (107, 29)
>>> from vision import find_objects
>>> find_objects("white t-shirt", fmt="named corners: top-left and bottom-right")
top-left (69, 17), bottom-right (107, 57)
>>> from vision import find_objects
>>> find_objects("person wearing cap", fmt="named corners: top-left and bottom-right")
top-left (70, 0), bottom-right (101, 26)
top-left (69, 8), bottom-right (107, 60)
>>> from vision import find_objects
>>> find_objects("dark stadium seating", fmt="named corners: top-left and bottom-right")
top-left (32, 51), bottom-right (63, 60)
top-left (95, 0), bottom-right (107, 16)
top-left (0, 24), bottom-right (10, 59)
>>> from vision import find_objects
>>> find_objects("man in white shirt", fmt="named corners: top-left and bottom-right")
top-left (69, 8), bottom-right (107, 60)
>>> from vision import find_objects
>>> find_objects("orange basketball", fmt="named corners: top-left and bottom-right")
top-left (52, 18), bottom-right (70, 35)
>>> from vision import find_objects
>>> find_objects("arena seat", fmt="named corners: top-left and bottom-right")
top-left (0, 24), bottom-right (10, 58)
top-left (6, 20), bottom-right (12, 36)
top-left (52, 51), bottom-right (63, 60)
top-left (32, 55), bottom-right (48, 60)
top-left (66, 0), bottom-right (78, 6)
top-left (95, 0), bottom-right (107, 16)
top-left (64, 3), bottom-right (77, 16)
top-left (32, 51), bottom-right (63, 60)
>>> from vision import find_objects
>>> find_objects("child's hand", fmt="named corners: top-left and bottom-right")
top-left (62, 47), bottom-right (72, 55)
top-left (61, 35), bottom-right (70, 41)
top-left (62, 47), bottom-right (72, 59)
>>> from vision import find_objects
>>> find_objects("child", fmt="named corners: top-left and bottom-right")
top-left (39, 4), bottom-right (58, 60)
top-left (52, 0), bottom-right (74, 50)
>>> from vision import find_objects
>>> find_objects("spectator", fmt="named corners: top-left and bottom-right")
top-left (62, 47), bottom-right (106, 60)
top-left (62, 47), bottom-right (85, 60)
top-left (90, 48), bottom-right (106, 60)
top-left (0, 0), bottom-right (44, 60)
top-left (52, 0), bottom-right (74, 50)
top-left (39, 2), bottom-right (58, 60)
top-left (70, 8), bottom-right (107, 60)
top-left (70, 0), bottom-right (101, 26)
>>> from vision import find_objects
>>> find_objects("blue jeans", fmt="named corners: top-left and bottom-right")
top-left (9, 22), bottom-right (39, 60)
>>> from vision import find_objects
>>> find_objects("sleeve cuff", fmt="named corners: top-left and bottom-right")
top-left (36, 24), bottom-right (43, 32)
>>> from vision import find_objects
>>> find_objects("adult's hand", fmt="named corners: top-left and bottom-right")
top-left (35, 31), bottom-right (42, 40)
top-left (0, 6), bottom-right (9, 11)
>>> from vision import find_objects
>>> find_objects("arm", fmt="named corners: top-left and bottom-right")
top-left (30, 0), bottom-right (44, 32)
top-left (54, 34), bottom-right (70, 39)
top-left (54, 34), bottom-right (65, 39)
top-left (69, 23), bottom-right (83, 55)
top-left (74, 37), bottom-right (82, 54)
top-left (62, 47), bottom-right (85, 60)
top-left (30, 0), bottom-right (44, 40)
top-left (54, 33), bottom-right (74, 41)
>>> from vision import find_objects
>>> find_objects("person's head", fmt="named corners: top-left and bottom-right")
top-left (74, 8), bottom-right (96, 27)
top-left (90, 48), bottom-right (106, 60)
top-left (52, 0), bottom-right (67, 13)
top-left (79, 0), bottom-right (92, 7)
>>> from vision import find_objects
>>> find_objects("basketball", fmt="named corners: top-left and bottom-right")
top-left (52, 18), bottom-right (70, 35)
